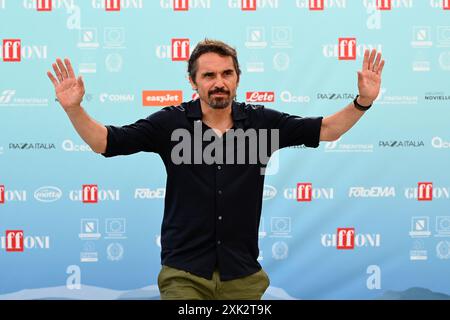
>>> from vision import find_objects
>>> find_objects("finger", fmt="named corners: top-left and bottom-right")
top-left (367, 49), bottom-right (377, 71)
top-left (47, 71), bottom-right (59, 87)
top-left (52, 63), bottom-right (63, 82)
top-left (362, 49), bottom-right (370, 71)
top-left (77, 75), bottom-right (85, 91)
top-left (56, 58), bottom-right (69, 80)
top-left (372, 52), bottom-right (382, 72)
top-left (64, 58), bottom-right (76, 79)
top-left (377, 60), bottom-right (385, 76)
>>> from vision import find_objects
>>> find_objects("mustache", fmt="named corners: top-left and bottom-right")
top-left (209, 88), bottom-right (230, 95)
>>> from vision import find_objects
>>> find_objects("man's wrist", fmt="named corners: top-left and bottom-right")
top-left (356, 96), bottom-right (373, 107)
top-left (353, 95), bottom-right (372, 111)
top-left (65, 105), bottom-right (83, 117)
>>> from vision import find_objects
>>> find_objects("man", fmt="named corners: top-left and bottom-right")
top-left (47, 39), bottom-right (384, 300)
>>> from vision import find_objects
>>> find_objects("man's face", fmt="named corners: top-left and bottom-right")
top-left (190, 52), bottom-right (239, 110)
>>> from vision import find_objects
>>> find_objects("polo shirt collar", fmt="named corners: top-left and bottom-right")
top-left (186, 99), bottom-right (248, 121)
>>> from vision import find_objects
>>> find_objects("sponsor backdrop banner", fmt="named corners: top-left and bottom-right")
top-left (1, 0), bottom-right (450, 300)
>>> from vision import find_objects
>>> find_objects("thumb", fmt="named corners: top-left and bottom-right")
top-left (357, 71), bottom-right (363, 81)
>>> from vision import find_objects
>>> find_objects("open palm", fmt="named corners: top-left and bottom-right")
top-left (47, 58), bottom-right (85, 112)
top-left (357, 49), bottom-right (385, 103)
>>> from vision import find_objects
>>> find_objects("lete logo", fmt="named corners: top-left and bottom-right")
top-left (246, 92), bottom-right (275, 103)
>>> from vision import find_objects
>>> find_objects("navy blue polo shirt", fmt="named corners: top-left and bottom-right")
top-left (102, 99), bottom-right (322, 280)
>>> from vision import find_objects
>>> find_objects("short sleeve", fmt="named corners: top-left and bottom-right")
top-left (101, 109), bottom-right (170, 158)
top-left (262, 107), bottom-right (323, 149)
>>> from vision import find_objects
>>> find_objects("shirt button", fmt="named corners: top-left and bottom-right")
top-left (217, 240), bottom-right (221, 245)
top-left (217, 165), bottom-right (221, 170)
top-left (218, 216), bottom-right (222, 220)
top-left (218, 190), bottom-right (222, 195)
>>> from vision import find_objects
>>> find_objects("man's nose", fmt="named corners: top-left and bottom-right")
top-left (213, 76), bottom-right (226, 88)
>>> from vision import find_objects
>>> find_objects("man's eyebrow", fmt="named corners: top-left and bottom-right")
top-left (201, 69), bottom-right (234, 75)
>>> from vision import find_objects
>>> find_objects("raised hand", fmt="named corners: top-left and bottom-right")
top-left (357, 49), bottom-right (385, 105)
top-left (47, 58), bottom-right (85, 113)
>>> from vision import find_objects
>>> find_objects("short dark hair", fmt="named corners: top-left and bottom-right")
top-left (188, 39), bottom-right (241, 84)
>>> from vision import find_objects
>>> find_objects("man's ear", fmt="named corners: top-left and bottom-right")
top-left (189, 76), bottom-right (197, 91)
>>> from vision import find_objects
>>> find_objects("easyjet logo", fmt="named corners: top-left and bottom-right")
top-left (142, 90), bottom-right (183, 106)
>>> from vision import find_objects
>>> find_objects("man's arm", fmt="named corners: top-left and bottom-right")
top-left (47, 58), bottom-right (107, 153)
top-left (320, 49), bottom-right (385, 142)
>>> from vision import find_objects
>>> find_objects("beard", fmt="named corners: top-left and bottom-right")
top-left (207, 88), bottom-right (233, 109)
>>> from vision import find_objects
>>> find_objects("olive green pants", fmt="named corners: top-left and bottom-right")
top-left (158, 265), bottom-right (270, 300)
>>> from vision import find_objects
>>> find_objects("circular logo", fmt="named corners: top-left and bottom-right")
top-left (436, 241), bottom-right (450, 259)
top-left (272, 241), bottom-right (288, 260)
top-left (273, 52), bottom-right (290, 71)
top-left (439, 52), bottom-right (450, 70)
top-left (105, 53), bottom-right (123, 72)
top-left (107, 243), bottom-right (124, 261)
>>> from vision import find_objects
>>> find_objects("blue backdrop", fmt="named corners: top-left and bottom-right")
top-left (1, 0), bottom-right (450, 300)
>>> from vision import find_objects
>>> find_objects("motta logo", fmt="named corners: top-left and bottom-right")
top-left (418, 182), bottom-right (433, 201)
top-left (171, 39), bottom-right (190, 61)
top-left (142, 90), bottom-right (183, 106)
top-left (297, 183), bottom-right (312, 202)
top-left (246, 91), bottom-right (275, 103)
top-left (37, 0), bottom-right (52, 11)
top-left (338, 38), bottom-right (356, 60)
top-left (242, 0), bottom-right (257, 10)
top-left (105, 0), bottom-right (120, 11)
top-left (263, 185), bottom-right (277, 200)
top-left (309, 0), bottom-right (324, 10)
top-left (83, 184), bottom-right (98, 203)
top-left (34, 186), bottom-right (62, 203)
top-left (2, 39), bottom-right (21, 62)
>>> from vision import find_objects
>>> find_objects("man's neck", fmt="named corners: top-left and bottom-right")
top-left (199, 99), bottom-right (233, 134)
